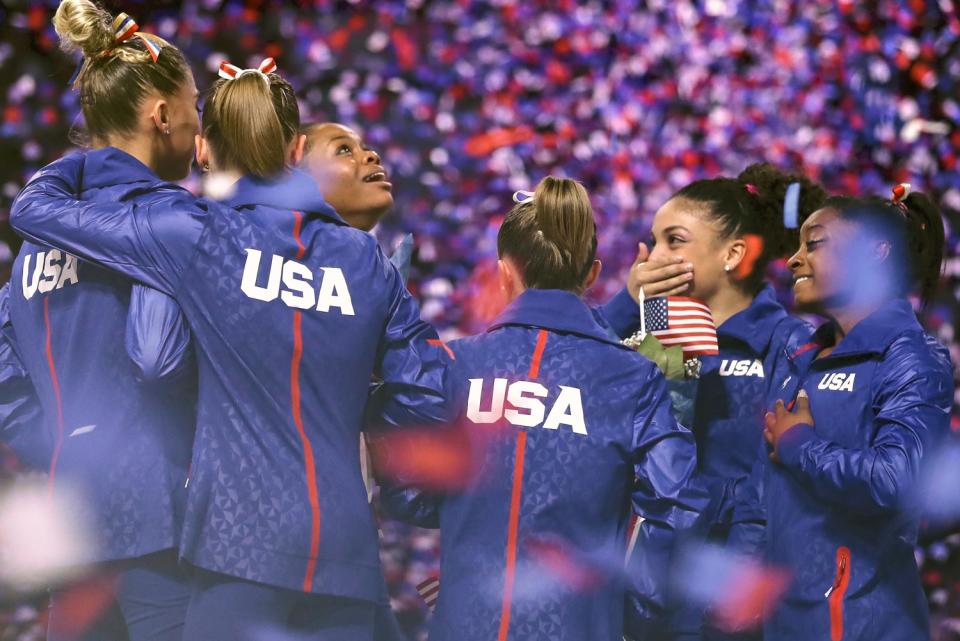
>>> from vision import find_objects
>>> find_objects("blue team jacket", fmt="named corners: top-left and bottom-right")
top-left (382, 288), bottom-right (705, 641)
top-left (763, 298), bottom-right (952, 640)
top-left (0, 283), bottom-right (46, 468)
top-left (1, 283), bottom-right (187, 469)
top-left (7, 151), bottom-right (196, 563)
top-left (12, 150), bottom-right (449, 600)
top-left (602, 285), bottom-right (813, 525)
top-left (1, 267), bottom-right (191, 464)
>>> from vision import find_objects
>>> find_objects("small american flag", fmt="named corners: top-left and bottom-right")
top-left (644, 296), bottom-right (719, 359)
top-left (416, 575), bottom-right (440, 611)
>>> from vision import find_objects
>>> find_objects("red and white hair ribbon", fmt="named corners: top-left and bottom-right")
top-left (891, 182), bottom-right (912, 207)
top-left (218, 58), bottom-right (277, 84)
top-left (111, 13), bottom-right (162, 62)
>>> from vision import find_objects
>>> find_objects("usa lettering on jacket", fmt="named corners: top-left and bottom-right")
top-left (818, 372), bottom-right (856, 391)
top-left (465, 378), bottom-right (587, 435)
top-left (718, 359), bottom-right (764, 377)
top-left (240, 249), bottom-right (355, 315)
top-left (21, 249), bottom-right (80, 300)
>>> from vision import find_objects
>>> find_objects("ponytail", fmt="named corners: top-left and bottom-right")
top-left (201, 70), bottom-right (300, 178)
top-left (498, 176), bottom-right (597, 293)
top-left (902, 192), bottom-right (945, 306)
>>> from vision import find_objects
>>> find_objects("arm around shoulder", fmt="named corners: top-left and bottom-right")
top-left (12, 154), bottom-right (207, 294)
top-left (125, 285), bottom-right (194, 383)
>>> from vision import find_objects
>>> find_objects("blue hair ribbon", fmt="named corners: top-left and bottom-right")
top-left (783, 182), bottom-right (801, 229)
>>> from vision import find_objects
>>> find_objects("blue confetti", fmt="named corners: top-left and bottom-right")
top-left (390, 233), bottom-right (414, 284)
top-left (783, 182), bottom-right (801, 229)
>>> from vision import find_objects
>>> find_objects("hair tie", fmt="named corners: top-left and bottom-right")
top-left (218, 58), bottom-right (278, 86)
top-left (745, 183), bottom-right (759, 196)
top-left (512, 190), bottom-right (535, 204)
top-left (112, 13), bottom-right (162, 62)
top-left (891, 183), bottom-right (911, 211)
top-left (68, 13), bottom-right (160, 87)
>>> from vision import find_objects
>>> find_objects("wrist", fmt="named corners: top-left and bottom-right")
top-left (777, 423), bottom-right (817, 467)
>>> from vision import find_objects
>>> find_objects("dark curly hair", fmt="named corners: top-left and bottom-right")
top-left (671, 163), bottom-right (827, 294)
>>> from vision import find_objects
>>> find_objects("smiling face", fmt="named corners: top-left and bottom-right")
top-left (302, 123), bottom-right (393, 231)
top-left (789, 207), bottom-right (868, 313)
top-left (648, 197), bottom-right (738, 302)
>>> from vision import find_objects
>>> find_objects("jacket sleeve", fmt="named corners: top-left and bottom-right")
top-left (724, 448), bottom-right (767, 557)
top-left (365, 250), bottom-right (452, 527)
top-left (365, 378), bottom-right (444, 528)
top-left (596, 286), bottom-right (642, 339)
top-left (10, 153), bottom-right (206, 295)
top-left (125, 285), bottom-right (194, 383)
top-left (365, 248), bottom-right (452, 432)
top-left (777, 336), bottom-right (953, 516)
top-left (723, 317), bottom-right (813, 557)
top-left (0, 285), bottom-right (47, 468)
top-left (625, 365), bottom-right (709, 637)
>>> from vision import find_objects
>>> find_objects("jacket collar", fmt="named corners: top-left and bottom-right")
top-left (785, 298), bottom-right (920, 367)
top-left (717, 285), bottom-right (789, 355)
top-left (81, 147), bottom-right (169, 193)
top-left (223, 169), bottom-right (347, 226)
top-left (811, 298), bottom-right (921, 361)
top-left (488, 289), bottom-right (628, 349)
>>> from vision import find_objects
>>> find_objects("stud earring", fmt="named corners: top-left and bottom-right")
top-left (164, 128), bottom-right (171, 135)
top-left (724, 265), bottom-right (732, 272)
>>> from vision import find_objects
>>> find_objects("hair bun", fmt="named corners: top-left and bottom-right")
top-left (736, 163), bottom-right (828, 257)
top-left (53, 0), bottom-right (115, 57)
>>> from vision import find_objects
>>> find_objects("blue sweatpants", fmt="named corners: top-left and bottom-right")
top-left (47, 549), bottom-right (190, 641)
top-left (183, 568), bottom-right (376, 641)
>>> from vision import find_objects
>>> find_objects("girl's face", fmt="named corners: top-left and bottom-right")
top-left (789, 207), bottom-right (865, 313)
top-left (648, 197), bottom-right (738, 302)
top-left (154, 73), bottom-right (200, 182)
top-left (303, 124), bottom-right (393, 231)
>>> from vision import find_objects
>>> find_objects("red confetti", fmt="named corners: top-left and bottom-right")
top-left (464, 127), bottom-right (534, 157)
top-left (711, 564), bottom-right (790, 632)
top-left (733, 234), bottom-right (765, 281)
top-left (46, 573), bottom-right (120, 639)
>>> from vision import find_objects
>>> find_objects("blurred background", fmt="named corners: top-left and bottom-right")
top-left (1, 0), bottom-right (959, 639)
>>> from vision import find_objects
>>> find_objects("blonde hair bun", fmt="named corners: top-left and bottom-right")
top-left (53, 0), bottom-right (114, 57)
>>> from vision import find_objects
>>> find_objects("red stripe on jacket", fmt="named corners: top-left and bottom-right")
top-left (497, 328), bottom-right (549, 640)
top-left (290, 210), bottom-right (322, 591)
top-left (43, 297), bottom-right (65, 498)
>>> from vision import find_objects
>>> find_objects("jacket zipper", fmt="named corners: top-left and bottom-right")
top-left (825, 546), bottom-right (851, 641)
